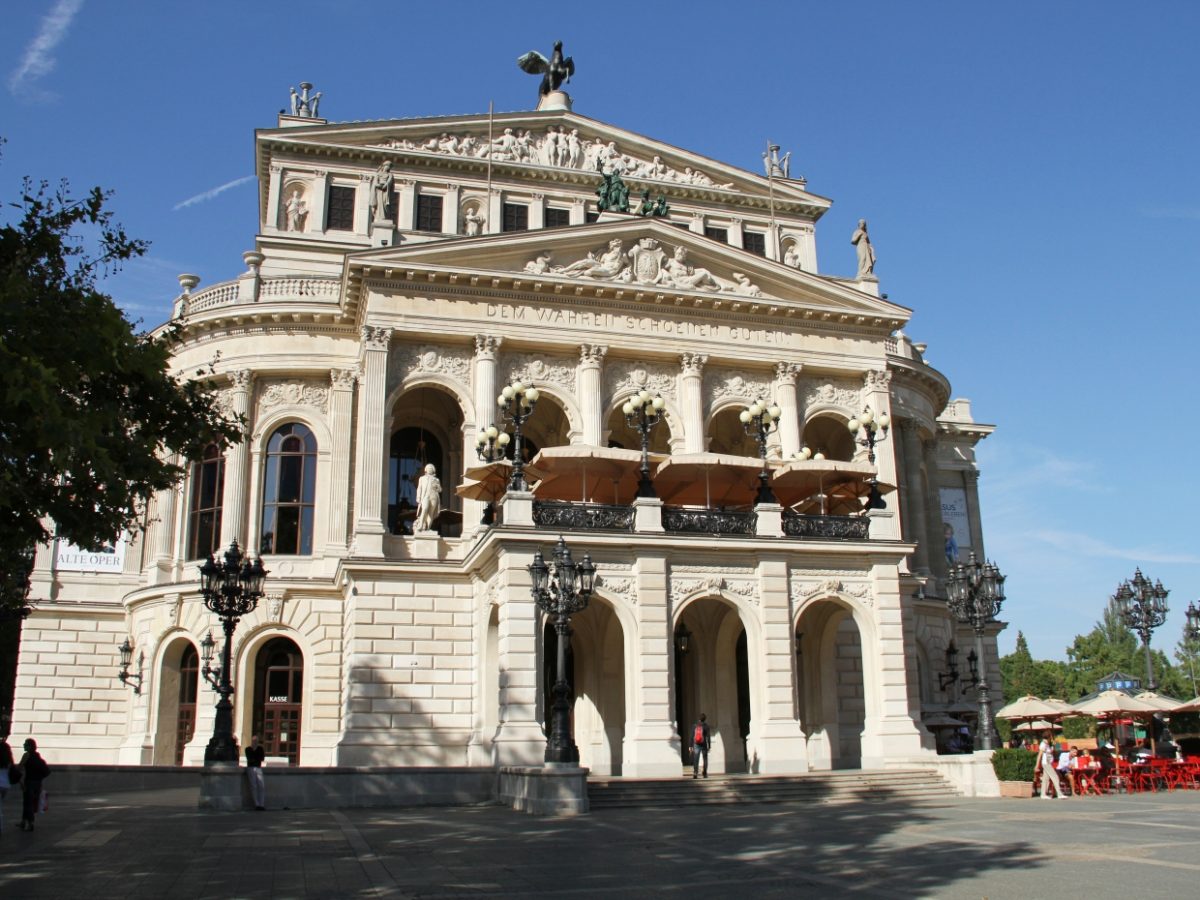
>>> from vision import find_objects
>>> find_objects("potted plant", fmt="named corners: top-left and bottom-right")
top-left (991, 747), bottom-right (1038, 798)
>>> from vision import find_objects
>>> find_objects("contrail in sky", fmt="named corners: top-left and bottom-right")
top-left (173, 176), bottom-right (256, 210)
top-left (8, 0), bottom-right (85, 98)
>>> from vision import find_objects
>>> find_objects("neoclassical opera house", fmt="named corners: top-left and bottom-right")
top-left (15, 79), bottom-right (998, 779)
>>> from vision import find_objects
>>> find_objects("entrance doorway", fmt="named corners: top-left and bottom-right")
top-left (176, 644), bottom-right (199, 766)
top-left (252, 637), bottom-right (303, 765)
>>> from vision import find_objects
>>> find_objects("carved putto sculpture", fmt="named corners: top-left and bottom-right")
top-left (851, 218), bottom-right (876, 278)
top-left (517, 40), bottom-right (575, 97)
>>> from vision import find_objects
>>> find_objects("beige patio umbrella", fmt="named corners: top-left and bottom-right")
top-left (1013, 719), bottom-right (1061, 733)
top-left (1170, 695), bottom-right (1200, 713)
top-left (771, 459), bottom-right (879, 513)
top-left (526, 445), bottom-right (661, 504)
top-left (1133, 690), bottom-right (1185, 712)
top-left (1068, 690), bottom-right (1161, 717)
top-left (653, 452), bottom-right (769, 507)
top-left (456, 460), bottom-right (520, 526)
top-left (995, 695), bottom-right (1068, 738)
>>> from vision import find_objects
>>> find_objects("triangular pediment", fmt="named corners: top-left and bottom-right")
top-left (258, 109), bottom-right (827, 215)
top-left (342, 217), bottom-right (910, 331)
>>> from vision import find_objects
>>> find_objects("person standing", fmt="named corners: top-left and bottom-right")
top-left (691, 714), bottom-right (711, 779)
top-left (0, 738), bottom-right (13, 835)
top-left (246, 734), bottom-right (266, 811)
top-left (1038, 734), bottom-right (1063, 800)
top-left (18, 737), bottom-right (50, 830)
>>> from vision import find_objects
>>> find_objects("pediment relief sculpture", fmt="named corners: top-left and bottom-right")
top-left (373, 128), bottom-right (734, 188)
top-left (258, 380), bottom-right (330, 412)
top-left (522, 238), bottom-right (763, 297)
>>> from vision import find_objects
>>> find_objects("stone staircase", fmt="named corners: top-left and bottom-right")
top-left (587, 768), bottom-right (959, 810)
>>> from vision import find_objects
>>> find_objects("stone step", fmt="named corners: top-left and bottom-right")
top-left (587, 769), bottom-right (958, 809)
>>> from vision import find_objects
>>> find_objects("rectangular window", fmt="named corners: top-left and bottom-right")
top-left (502, 203), bottom-right (529, 232)
top-left (416, 194), bottom-right (444, 232)
top-left (704, 226), bottom-right (728, 244)
top-left (585, 208), bottom-right (600, 224)
top-left (545, 207), bottom-right (571, 229)
top-left (743, 231), bottom-right (767, 257)
top-left (326, 185), bottom-right (356, 231)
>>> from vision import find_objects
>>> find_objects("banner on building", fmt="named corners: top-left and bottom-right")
top-left (55, 535), bottom-right (127, 573)
top-left (939, 488), bottom-right (971, 557)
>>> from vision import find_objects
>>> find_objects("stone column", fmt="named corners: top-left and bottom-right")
top-left (728, 217), bottom-right (745, 249)
top-left (355, 173), bottom-right (373, 234)
top-left (570, 197), bottom-right (587, 225)
top-left (443, 184), bottom-right (461, 235)
top-left (396, 179), bottom-right (416, 231)
top-left (266, 164), bottom-right (283, 232)
top-left (923, 436), bottom-right (948, 583)
top-left (352, 325), bottom-right (393, 557)
top-left (861, 369), bottom-right (900, 540)
top-left (965, 469), bottom-right (985, 559)
top-left (310, 170), bottom-right (329, 234)
top-left (218, 371), bottom-right (253, 549)
top-left (487, 191), bottom-right (503, 235)
top-left (465, 335), bottom-right (503, 530)
top-left (678, 353), bottom-right (707, 453)
top-left (774, 362), bottom-right (802, 458)
top-left (578, 345), bottom-right (607, 445)
top-left (326, 367), bottom-right (357, 552)
top-left (860, 565), bottom-right (926, 766)
top-left (749, 558), bottom-right (809, 772)
top-left (898, 419), bottom-right (931, 574)
top-left (622, 553), bottom-right (683, 776)
top-left (529, 193), bottom-right (546, 230)
top-left (492, 553), bottom-right (548, 765)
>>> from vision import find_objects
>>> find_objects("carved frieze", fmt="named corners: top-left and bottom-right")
top-left (706, 371), bottom-right (774, 406)
top-left (504, 353), bottom-right (576, 393)
top-left (258, 380), bottom-right (330, 413)
top-left (372, 128), bottom-right (735, 189)
top-left (802, 379), bottom-right (862, 412)
top-left (392, 344), bottom-right (472, 387)
top-left (605, 360), bottom-right (678, 402)
top-left (790, 575), bottom-right (874, 608)
top-left (264, 591), bottom-right (287, 623)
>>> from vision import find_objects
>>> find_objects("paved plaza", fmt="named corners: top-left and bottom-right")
top-left (2, 784), bottom-right (1199, 898)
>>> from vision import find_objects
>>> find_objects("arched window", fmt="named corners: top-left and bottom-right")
top-left (260, 423), bottom-right (317, 555)
top-left (389, 427), bottom-right (444, 534)
top-left (187, 443), bottom-right (225, 560)
top-left (176, 644), bottom-right (199, 766)
top-left (253, 637), bottom-right (304, 765)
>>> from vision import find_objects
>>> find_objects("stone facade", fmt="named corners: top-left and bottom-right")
top-left (12, 93), bottom-right (999, 777)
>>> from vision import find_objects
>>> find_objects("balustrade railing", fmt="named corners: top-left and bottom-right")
top-left (663, 507), bottom-right (757, 536)
top-left (532, 501), bottom-right (634, 532)
top-left (183, 276), bottom-right (341, 313)
top-left (782, 511), bottom-right (870, 540)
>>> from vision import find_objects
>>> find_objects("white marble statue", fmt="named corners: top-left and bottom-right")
top-left (524, 252), bottom-right (554, 274)
top-left (731, 273), bottom-right (763, 297)
top-left (783, 243), bottom-right (801, 268)
top-left (851, 219), bottom-right (876, 278)
top-left (285, 190), bottom-right (307, 231)
top-left (463, 207), bottom-right (485, 236)
top-left (414, 464), bottom-right (441, 533)
top-left (372, 161), bottom-right (394, 221)
top-left (663, 246), bottom-right (722, 291)
top-left (560, 239), bottom-right (627, 279)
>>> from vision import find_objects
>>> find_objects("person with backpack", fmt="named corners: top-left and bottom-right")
top-left (691, 714), bottom-right (711, 779)
top-left (18, 737), bottom-right (51, 831)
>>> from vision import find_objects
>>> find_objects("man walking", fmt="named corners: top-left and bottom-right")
top-left (692, 714), bottom-right (711, 779)
top-left (246, 734), bottom-right (266, 810)
top-left (1038, 734), bottom-right (1063, 799)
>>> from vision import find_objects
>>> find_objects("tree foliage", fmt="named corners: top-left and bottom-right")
top-left (0, 174), bottom-right (242, 611)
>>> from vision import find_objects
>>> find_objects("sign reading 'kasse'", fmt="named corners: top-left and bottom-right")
top-left (55, 535), bottom-right (127, 573)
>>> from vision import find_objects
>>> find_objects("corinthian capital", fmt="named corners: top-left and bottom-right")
top-left (864, 368), bottom-right (892, 390)
top-left (361, 325), bottom-right (393, 351)
top-left (679, 352), bottom-right (707, 376)
top-left (474, 334), bottom-right (502, 357)
top-left (229, 369), bottom-right (253, 390)
top-left (775, 361), bottom-right (802, 383)
top-left (579, 344), bottom-right (608, 365)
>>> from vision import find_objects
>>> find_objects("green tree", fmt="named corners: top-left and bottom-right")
top-left (1064, 599), bottom-right (1189, 699)
top-left (0, 174), bottom-right (242, 614)
top-left (1000, 631), bottom-right (1068, 702)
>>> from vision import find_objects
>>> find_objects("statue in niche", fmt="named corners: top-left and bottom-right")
top-left (851, 218), bottom-right (876, 278)
top-left (463, 206), bottom-right (485, 236)
top-left (414, 464), bottom-right (441, 533)
top-left (285, 190), bottom-right (307, 231)
top-left (783, 243), bottom-right (801, 268)
top-left (372, 161), bottom-right (394, 221)
top-left (517, 40), bottom-right (575, 98)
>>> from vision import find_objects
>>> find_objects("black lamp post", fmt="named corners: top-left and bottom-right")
top-left (1185, 601), bottom-right (1200, 641)
top-left (198, 540), bottom-right (268, 764)
top-left (117, 638), bottom-right (144, 694)
top-left (1113, 569), bottom-right (1169, 691)
top-left (528, 537), bottom-right (595, 765)
top-left (623, 391), bottom-right (665, 498)
top-left (497, 380), bottom-right (539, 492)
top-left (474, 423), bottom-right (512, 525)
top-left (741, 398), bottom-right (781, 504)
top-left (847, 406), bottom-right (890, 511)
top-left (946, 552), bottom-right (1005, 751)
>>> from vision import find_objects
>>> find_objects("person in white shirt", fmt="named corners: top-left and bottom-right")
top-left (1039, 735), bottom-right (1064, 799)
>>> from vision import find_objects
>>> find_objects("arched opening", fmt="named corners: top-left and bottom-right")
top-left (153, 638), bottom-right (200, 766)
top-left (260, 423), bottom-right (317, 555)
top-left (252, 637), bottom-right (304, 765)
top-left (707, 407), bottom-right (762, 458)
top-left (389, 386), bottom-right (465, 536)
top-left (675, 597), bottom-right (751, 774)
top-left (604, 404), bottom-right (672, 453)
top-left (187, 443), bottom-right (225, 560)
top-left (801, 415), bottom-right (855, 462)
top-left (539, 597), bottom-right (627, 775)
top-left (522, 393), bottom-right (571, 458)
top-left (796, 599), bottom-right (867, 770)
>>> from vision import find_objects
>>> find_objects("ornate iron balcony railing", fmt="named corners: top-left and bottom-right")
top-left (532, 501), bottom-right (634, 532)
top-left (782, 512), bottom-right (870, 540)
top-left (662, 507), bottom-right (757, 536)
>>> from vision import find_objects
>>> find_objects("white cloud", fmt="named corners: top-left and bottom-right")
top-left (7, 0), bottom-right (85, 100)
top-left (172, 176), bottom-right (256, 211)
top-left (1030, 530), bottom-right (1200, 566)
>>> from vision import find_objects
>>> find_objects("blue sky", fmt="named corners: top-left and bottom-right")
top-left (3, 2), bottom-right (1197, 664)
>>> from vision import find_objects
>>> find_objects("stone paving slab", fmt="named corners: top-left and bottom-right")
top-left (2, 785), bottom-right (1200, 898)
